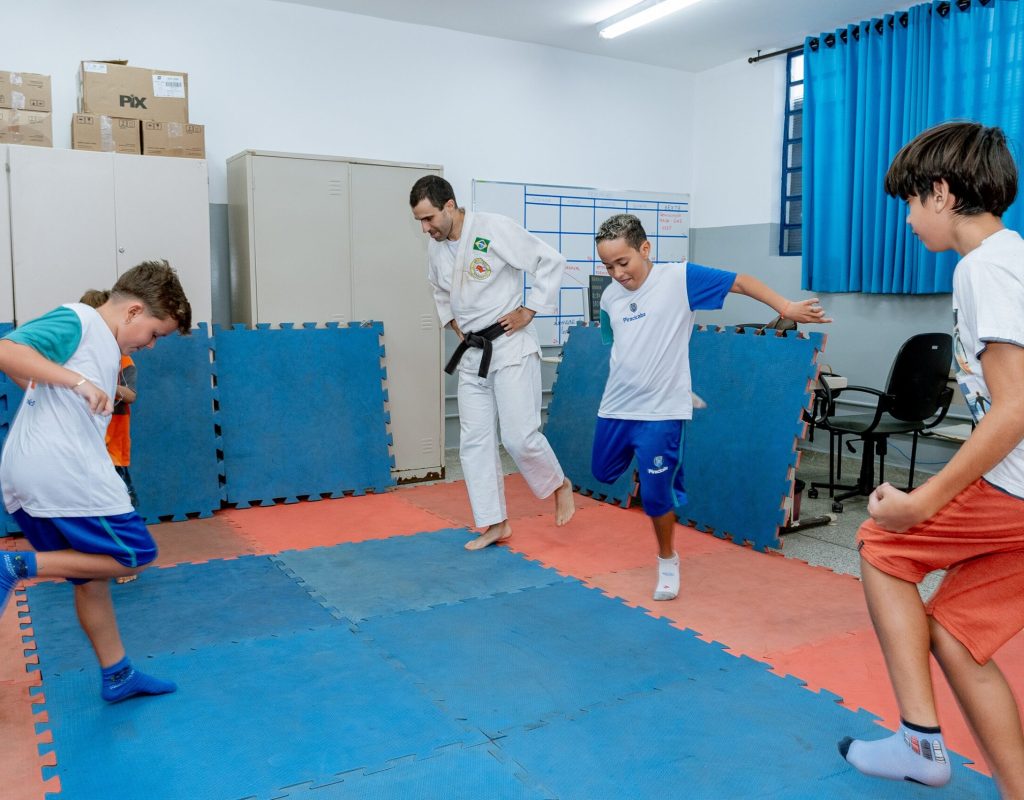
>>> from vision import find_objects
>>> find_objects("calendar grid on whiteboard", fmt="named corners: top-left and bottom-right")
top-left (473, 180), bottom-right (690, 345)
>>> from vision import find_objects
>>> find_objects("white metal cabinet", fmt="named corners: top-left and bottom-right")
top-left (113, 155), bottom-right (212, 325)
top-left (227, 150), bottom-right (444, 481)
top-left (8, 146), bottom-right (118, 323)
top-left (5, 145), bottom-right (211, 326)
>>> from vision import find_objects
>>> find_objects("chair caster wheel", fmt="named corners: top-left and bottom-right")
top-left (832, 501), bottom-right (844, 513)
top-left (807, 487), bottom-right (819, 499)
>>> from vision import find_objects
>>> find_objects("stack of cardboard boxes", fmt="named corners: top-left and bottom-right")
top-left (0, 71), bottom-right (53, 147)
top-left (73, 60), bottom-right (204, 158)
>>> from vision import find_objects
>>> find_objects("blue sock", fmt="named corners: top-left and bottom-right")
top-left (101, 657), bottom-right (177, 703)
top-left (0, 551), bottom-right (37, 617)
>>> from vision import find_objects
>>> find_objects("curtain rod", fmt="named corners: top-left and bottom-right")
top-left (748, 0), bottom-right (978, 65)
top-left (748, 44), bottom-right (803, 64)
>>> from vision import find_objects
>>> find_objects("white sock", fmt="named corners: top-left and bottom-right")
top-left (653, 553), bottom-right (679, 601)
top-left (839, 720), bottom-right (950, 787)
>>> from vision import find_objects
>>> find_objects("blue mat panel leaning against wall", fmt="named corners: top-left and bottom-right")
top-left (545, 324), bottom-right (823, 551)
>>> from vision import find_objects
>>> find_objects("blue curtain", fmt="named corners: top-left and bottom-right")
top-left (803, 0), bottom-right (1024, 294)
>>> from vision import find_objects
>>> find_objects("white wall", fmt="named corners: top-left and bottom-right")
top-left (5, 0), bottom-right (696, 205)
top-left (692, 56), bottom-right (786, 229)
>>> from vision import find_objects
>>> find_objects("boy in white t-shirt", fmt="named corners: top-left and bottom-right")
top-left (0, 260), bottom-right (191, 703)
top-left (839, 122), bottom-right (1024, 797)
top-left (592, 214), bottom-right (829, 600)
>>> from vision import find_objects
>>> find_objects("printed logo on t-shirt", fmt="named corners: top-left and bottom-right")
top-left (622, 300), bottom-right (646, 323)
top-left (472, 237), bottom-right (490, 253)
top-left (468, 257), bottom-right (492, 280)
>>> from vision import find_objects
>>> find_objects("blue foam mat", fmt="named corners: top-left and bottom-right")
top-left (683, 327), bottom-right (822, 550)
top-left (546, 325), bottom-right (822, 550)
top-left (25, 530), bottom-right (996, 799)
top-left (131, 324), bottom-right (223, 523)
top-left (273, 528), bottom-right (570, 621)
top-left (215, 323), bottom-right (394, 506)
top-left (38, 626), bottom-right (482, 800)
top-left (360, 580), bottom-right (790, 737)
top-left (25, 555), bottom-right (341, 675)
top-left (278, 744), bottom-right (546, 800)
top-left (493, 680), bottom-right (995, 799)
top-left (545, 324), bottom-right (635, 506)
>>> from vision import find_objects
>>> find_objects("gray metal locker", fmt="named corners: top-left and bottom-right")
top-left (226, 150), bottom-right (445, 482)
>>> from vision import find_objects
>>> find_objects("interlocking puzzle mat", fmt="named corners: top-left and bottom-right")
top-left (215, 323), bottom-right (394, 507)
top-left (272, 528), bottom-right (570, 622)
top-left (16, 528), bottom-right (996, 799)
top-left (37, 625), bottom-right (480, 800)
top-left (396, 472), bottom-right (603, 528)
top-left (220, 492), bottom-right (455, 553)
top-left (131, 324), bottom-right (223, 523)
top-left (24, 556), bottom-right (341, 675)
top-left (544, 325), bottom-right (637, 507)
top-left (682, 327), bottom-right (823, 550)
top-left (545, 325), bottom-right (823, 550)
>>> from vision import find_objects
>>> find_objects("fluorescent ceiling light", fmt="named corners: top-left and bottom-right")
top-left (598, 0), bottom-right (704, 39)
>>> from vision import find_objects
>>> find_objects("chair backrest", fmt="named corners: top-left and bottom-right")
top-left (885, 332), bottom-right (953, 422)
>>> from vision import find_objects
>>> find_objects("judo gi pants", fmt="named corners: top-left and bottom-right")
top-left (457, 352), bottom-right (566, 527)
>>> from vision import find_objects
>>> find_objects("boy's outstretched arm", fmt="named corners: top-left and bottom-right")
top-left (730, 274), bottom-right (832, 324)
top-left (0, 340), bottom-right (113, 415)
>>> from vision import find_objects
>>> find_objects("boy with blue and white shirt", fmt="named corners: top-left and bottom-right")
top-left (0, 261), bottom-right (191, 704)
top-left (592, 214), bottom-right (829, 600)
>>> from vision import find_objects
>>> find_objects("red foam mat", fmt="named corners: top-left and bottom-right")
top-left (397, 473), bottom-right (602, 528)
top-left (506, 503), bottom-right (736, 579)
top-left (151, 516), bottom-right (258, 567)
top-left (221, 492), bottom-right (456, 553)
top-left (586, 548), bottom-right (871, 658)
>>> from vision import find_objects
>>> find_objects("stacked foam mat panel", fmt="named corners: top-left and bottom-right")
top-left (546, 323), bottom-right (823, 551)
top-left (0, 321), bottom-right (394, 532)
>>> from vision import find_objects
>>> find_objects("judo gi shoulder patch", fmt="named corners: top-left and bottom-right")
top-left (469, 257), bottom-right (492, 280)
top-left (472, 237), bottom-right (490, 253)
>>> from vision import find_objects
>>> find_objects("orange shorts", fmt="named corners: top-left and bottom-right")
top-left (857, 478), bottom-right (1024, 664)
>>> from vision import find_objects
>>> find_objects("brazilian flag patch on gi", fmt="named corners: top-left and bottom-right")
top-left (472, 237), bottom-right (490, 253)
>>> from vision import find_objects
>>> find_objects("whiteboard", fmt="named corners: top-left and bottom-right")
top-left (473, 180), bottom-right (690, 345)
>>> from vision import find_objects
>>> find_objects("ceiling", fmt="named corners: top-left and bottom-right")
top-left (277, 0), bottom-right (909, 72)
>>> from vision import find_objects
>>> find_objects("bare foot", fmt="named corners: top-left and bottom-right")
top-left (554, 478), bottom-right (576, 527)
top-left (115, 575), bottom-right (138, 584)
top-left (465, 520), bottom-right (512, 551)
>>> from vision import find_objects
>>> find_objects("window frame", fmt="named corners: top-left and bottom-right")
top-left (779, 50), bottom-right (804, 256)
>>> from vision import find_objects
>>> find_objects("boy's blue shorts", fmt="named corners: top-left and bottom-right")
top-left (591, 418), bottom-right (687, 517)
top-left (12, 508), bottom-right (157, 585)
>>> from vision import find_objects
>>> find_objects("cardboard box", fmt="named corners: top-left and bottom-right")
top-left (141, 121), bottom-right (204, 158)
top-left (79, 61), bottom-right (188, 123)
top-left (71, 113), bottom-right (141, 154)
top-left (0, 71), bottom-right (51, 111)
top-left (0, 109), bottom-right (52, 147)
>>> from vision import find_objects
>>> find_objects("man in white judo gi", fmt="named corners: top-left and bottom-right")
top-left (410, 175), bottom-right (575, 550)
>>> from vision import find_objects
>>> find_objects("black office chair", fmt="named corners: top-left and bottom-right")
top-left (734, 315), bottom-right (797, 335)
top-left (807, 332), bottom-right (954, 512)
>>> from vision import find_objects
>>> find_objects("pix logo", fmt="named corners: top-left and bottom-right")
top-left (119, 94), bottom-right (148, 109)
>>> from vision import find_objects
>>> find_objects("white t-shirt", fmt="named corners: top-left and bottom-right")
top-left (1, 304), bottom-right (132, 517)
top-left (598, 261), bottom-right (736, 420)
top-left (952, 227), bottom-right (1024, 498)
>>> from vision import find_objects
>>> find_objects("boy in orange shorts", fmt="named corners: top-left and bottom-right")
top-left (839, 122), bottom-right (1024, 797)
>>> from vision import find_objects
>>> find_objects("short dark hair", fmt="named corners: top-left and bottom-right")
top-left (111, 260), bottom-right (192, 335)
top-left (595, 214), bottom-right (648, 250)
top-left (409, 175), bottom-right (456, 210)
top-left (885, 121), bottom-right (1018, 217)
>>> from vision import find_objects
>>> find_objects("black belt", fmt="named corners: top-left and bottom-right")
top-left (444, 321), bottom-right (507, 378)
